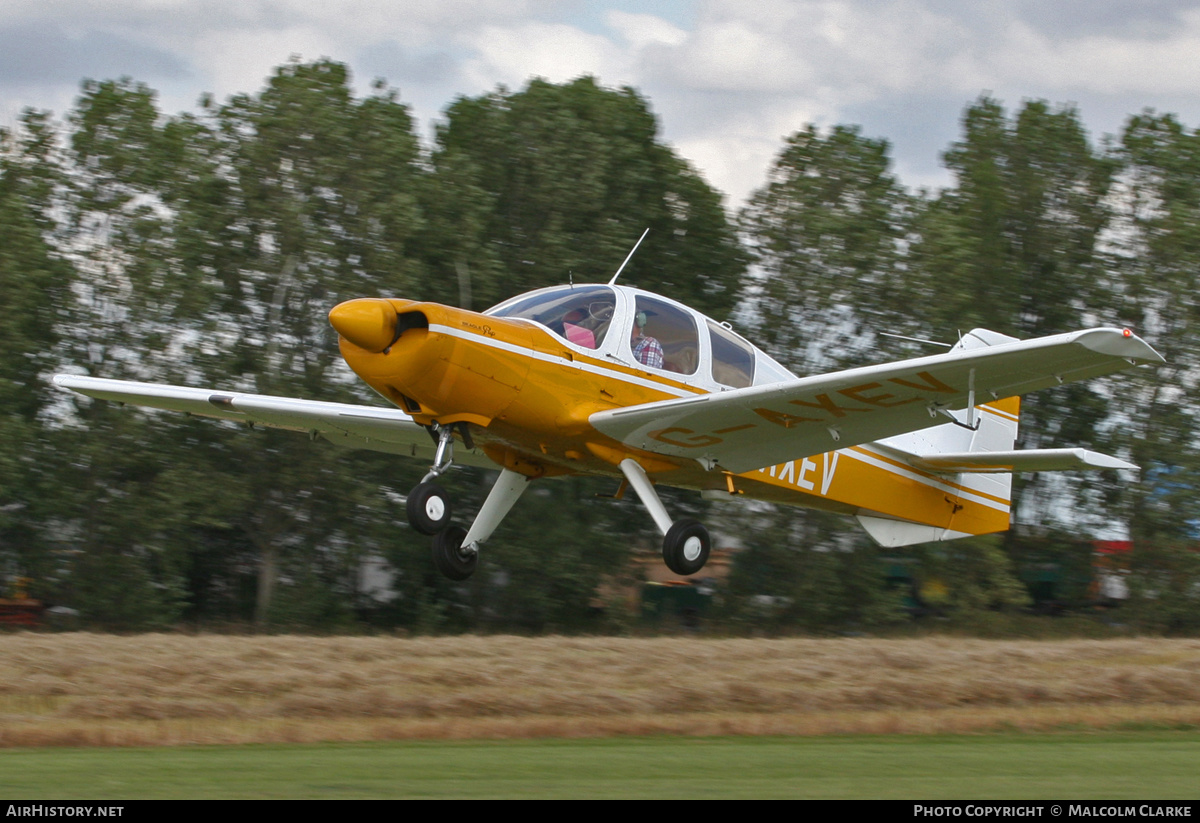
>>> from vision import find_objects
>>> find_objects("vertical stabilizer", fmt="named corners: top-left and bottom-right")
top-left (855, 329), bottom-right (1021, 546)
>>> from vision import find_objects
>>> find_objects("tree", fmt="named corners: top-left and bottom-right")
top-left (172, 60), bottom-right (430, 626)
top-left (46, 79), bottom-right (207, 627)
top-left (920, 98), bottom-right (1116, 338)
top-left (739, 124), bottom-right (911, 373)
top-left (42, 63), bottom-right (434, 628)
top-left (1107, 112), bottom-right (1200, 628)
top-left (1110, 112), bottom-right (1200, 544)
top-left (912, 98), bottom-right (1120, 535)
top-left (0, 111), bottom-right (76, 596)
top-left (735, 102), bottom-right (1123, 615)
top-left (427, 76), bottom-right (745, 316)
top-left (731, 125), bottom-right (912, 602)
top-left (411, 77), bottom-right (748, 622)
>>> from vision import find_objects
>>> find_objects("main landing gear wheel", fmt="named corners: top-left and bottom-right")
top-left (432, 525), bottom-right (477, 581)
top-left (662, 518), bottom-right (711, 577)
top-left (407, 481), bottom-right (452, 535)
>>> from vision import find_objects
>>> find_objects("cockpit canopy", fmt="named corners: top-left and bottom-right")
top-left (488, 285), bottom-right (617, 350)
top-left (487, 284), bottom-right (791, 389)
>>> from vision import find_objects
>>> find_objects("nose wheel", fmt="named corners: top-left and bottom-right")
top-left (406, 433), bottom-right (532, 580)
top-left (407, 481), bottom-right (452, 535)
top-left (405, 423), bottom-right (459, 535)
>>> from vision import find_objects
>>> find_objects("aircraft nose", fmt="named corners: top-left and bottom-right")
top-left (328, 299), bottom-right (399, 353)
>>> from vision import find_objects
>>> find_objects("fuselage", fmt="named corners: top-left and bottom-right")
top-left (329, 284), bottom-right (1012, 537)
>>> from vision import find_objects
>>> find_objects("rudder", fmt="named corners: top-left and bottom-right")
top-left (856, 329), bottom-right (1021, 547)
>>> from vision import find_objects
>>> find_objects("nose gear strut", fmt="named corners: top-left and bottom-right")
top-left (405, 423), bottom-right (458, 535)
top-left (405, 423), bottom-right (532, 581)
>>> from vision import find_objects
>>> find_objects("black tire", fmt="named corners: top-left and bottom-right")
top-left (407, 481), bottom-right (451, 535)
top-left (432, 525), bottom-right (477, 581)
top-left (662, 518), bottom-right (711, 576)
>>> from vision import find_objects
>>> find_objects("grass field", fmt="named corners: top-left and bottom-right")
top-left (2, 634), bottom-right (1198, 798)
top-left (0, 733), bottom-right (1197, 799)
top-left (3, 633), bottom-right (1200, 747)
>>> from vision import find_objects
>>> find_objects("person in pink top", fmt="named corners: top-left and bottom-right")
top-left (562, 308), bottom-right (596, 349)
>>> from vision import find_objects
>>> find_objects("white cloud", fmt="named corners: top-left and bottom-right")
top-left (458, 22), bottom-right (624, 90)
top-left (9, 1), bottom-right (1200, 206)
top-left (188, 28), bottom-right (335, 105)
top-left (678, 17), bottom-right (812, 93)
top-left (988, 10), bottom-right (1200, 96)
top-left (606, 10), bottom-right (687, 50)
top-left (4, 0), bottom-right (537, 32)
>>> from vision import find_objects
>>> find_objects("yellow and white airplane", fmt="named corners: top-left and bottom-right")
top-left (55, 279), bottom-right (1163, 581)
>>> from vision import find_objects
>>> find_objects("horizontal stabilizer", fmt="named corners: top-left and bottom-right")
top-left (856, 515), bottom-right (972, 547)
top-left (905, 447), bottom-right (1137, 474)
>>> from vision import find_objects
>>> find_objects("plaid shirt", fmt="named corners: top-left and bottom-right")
top-left (633, 335), bottom-right (664, 369)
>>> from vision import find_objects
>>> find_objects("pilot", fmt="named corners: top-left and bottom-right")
top-left (631, 311), bottom-right (663, 369)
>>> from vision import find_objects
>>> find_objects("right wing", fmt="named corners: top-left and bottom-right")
top-left (52, 375), bottom-right (496, 468)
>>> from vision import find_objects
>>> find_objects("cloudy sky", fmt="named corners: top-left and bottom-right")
top-left (5, 0), bottom-right (1200, 207)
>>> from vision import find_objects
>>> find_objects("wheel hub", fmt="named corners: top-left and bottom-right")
top-left (682, 535), bottom-right (703, 562)
top-left (425, 496), bottom-right (445, 521)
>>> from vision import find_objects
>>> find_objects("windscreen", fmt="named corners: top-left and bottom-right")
top-left (488, 286), bottom-right (616, 349)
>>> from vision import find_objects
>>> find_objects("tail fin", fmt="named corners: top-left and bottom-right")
top-left (855, 328), bottom-right (1136, 546)
top-left (856, 329), bottom-right (1021, 547)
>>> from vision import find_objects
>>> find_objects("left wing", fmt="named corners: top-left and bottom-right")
top-left (590, 327), bottom-right (1162, 473)
top-left (52, 375), bottom-right (496, 467)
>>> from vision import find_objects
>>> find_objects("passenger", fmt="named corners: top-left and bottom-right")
top-left (631, 311), bottom-right (663, 369)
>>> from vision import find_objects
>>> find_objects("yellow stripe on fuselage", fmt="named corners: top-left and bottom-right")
top-left (429, 323), bottom-right (707, 401)
top-left (738, 404), bottom-right (1015, 535)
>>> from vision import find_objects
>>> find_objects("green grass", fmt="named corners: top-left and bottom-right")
top-left (0, 733), bottom-right (1197, 799)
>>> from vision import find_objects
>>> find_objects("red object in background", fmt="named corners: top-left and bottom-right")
top-left (0, 599), bottom-right (44, 626)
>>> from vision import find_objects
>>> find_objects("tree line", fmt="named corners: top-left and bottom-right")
top-left (1, 59), bottom-right (1197, 633)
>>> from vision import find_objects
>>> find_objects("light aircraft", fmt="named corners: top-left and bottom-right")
top-left (55, 264), bottom-right (1163, 580)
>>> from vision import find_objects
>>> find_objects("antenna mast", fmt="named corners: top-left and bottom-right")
top-left (608, 228), bottom-right (649, 285)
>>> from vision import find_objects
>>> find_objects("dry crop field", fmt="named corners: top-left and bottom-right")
top-left (1, 633), bottom-right (1199, 748)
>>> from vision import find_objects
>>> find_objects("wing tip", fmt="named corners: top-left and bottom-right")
top-left (1077, 328), bottom-right (1165, 364)
top-left (1076, 449), bottom-right (1139, 471)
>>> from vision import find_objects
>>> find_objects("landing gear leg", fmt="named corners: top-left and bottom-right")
top-left (406, 424), bottom-right (456, 535)
top-left (431, 468), bottom-right (531, 581)
top-left (618, 458), bottom-right (711, 576)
